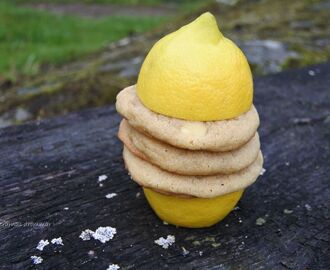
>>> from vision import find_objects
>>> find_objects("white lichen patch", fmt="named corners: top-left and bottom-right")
top-left (154, 235), bottom-right (175, 249)
top-left (105, 193), bottom-right (117, 199)
top-left (51, 237), bottom-right (64, 245)
top-left (31, 255), bottom-right (43, 265)
top-left (79, 229), bottom-right (94, 241)
top-left (36, 239), bottom-right (49, 251)
top-left (308, 70), bottom-right (315, 76)
top-left (305, 204), bottom-right (312, 211)
top-left (92, 226), bottom-right (117, 243)
top-left (80, 227), bottom-right (117, 243)
top-left (256, 217), bottom-right (267, 226)
top-left (107, 264), bottom-right (120, 270)
top-left (98, 175), bottom-right (108, 182)
top-left (260, 168), bottom-right (266, 176)
top-left (87, 250), bottom-right (96, 258)
top-left (182, 246), bottom-right (190, 256)
top-left (283, 209), bottom-right (293, 214)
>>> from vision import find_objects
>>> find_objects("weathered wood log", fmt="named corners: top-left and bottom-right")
top-left (0, 63), bottom-right (329, 269)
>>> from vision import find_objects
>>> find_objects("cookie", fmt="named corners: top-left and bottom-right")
top-left (123, 146), bottom-right (264, 198)
top-left (118, 120), bottom-right (260, 176)
top-left (116, 85), bottom-right (260, 152)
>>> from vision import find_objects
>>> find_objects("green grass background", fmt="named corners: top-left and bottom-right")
top-left (0, 1), bottom-right (169, 79)
top-left (11, 0), bottom-right (202, 6)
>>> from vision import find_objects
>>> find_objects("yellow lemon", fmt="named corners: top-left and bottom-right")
top-left (143, 188), bottom-right (243, 228)
top-left (137, 12), bottom-right (253, 121)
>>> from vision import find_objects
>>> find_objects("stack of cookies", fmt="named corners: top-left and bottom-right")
top-left (116, 85), bottom-right (263, 228)
top-left (116, 12), bottom-right (264, 228)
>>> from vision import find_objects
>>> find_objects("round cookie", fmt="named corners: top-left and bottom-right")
top-left (123, 146), bottom-right (263, 198)
top-left (118, 120), bottom-right (260, 176)
top-left (116, 85), bottom-right (260, 152)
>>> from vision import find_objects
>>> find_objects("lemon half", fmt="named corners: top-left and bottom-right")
top-left (137, 12), bottom-right (253, 121)
top-left (143, 188), bottom-right (244, 228)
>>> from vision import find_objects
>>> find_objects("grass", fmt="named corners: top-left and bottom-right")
top-left (0, 2), bottom-right (167, 80)
top-left (11, 0), bottom-right (204, 6)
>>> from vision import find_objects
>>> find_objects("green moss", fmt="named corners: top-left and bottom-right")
top-left (192, 240), bottom-right (201, 246)
top-left (283, 45), bottom-right (330, 70)
top-left (204, 236), bottom-right (216, 243)
top-left (10, 0), bottom-right (205, 6)
top-left (185, 236), bottom-right (196, 241)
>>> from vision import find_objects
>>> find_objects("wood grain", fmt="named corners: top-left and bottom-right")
top-left (0, 63), bottom-right (329, 270)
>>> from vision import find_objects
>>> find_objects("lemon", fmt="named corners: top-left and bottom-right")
top-left (137, 13), bottom-right (251, 228)
top-left (143, 188), bottom-right (243, 228)
top-left (137, 12), bottom-right (253, 121)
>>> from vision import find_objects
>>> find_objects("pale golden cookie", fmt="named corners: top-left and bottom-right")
top-left (123, 146), bottom-right (263, 198)
top-left (119, 120), bottom-right (260, 176)
top-left (116, 86), bottom-right (260, 152)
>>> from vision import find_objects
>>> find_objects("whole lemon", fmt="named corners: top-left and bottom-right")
top-left (144, 188), bottom-right (243, 228)
top-left (137, 12), bottom-right (253, 121)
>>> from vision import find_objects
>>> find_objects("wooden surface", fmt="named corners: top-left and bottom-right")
top-left (0, 63), bottom-right (330, 270)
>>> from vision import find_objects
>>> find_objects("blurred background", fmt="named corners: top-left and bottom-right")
top-left (0, 0), bottom-right (329, 127)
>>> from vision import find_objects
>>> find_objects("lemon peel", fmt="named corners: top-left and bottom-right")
top-left (143, 188), bottom-right (243, 228)
top-left (137, 12), bottom-right (253, 121)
